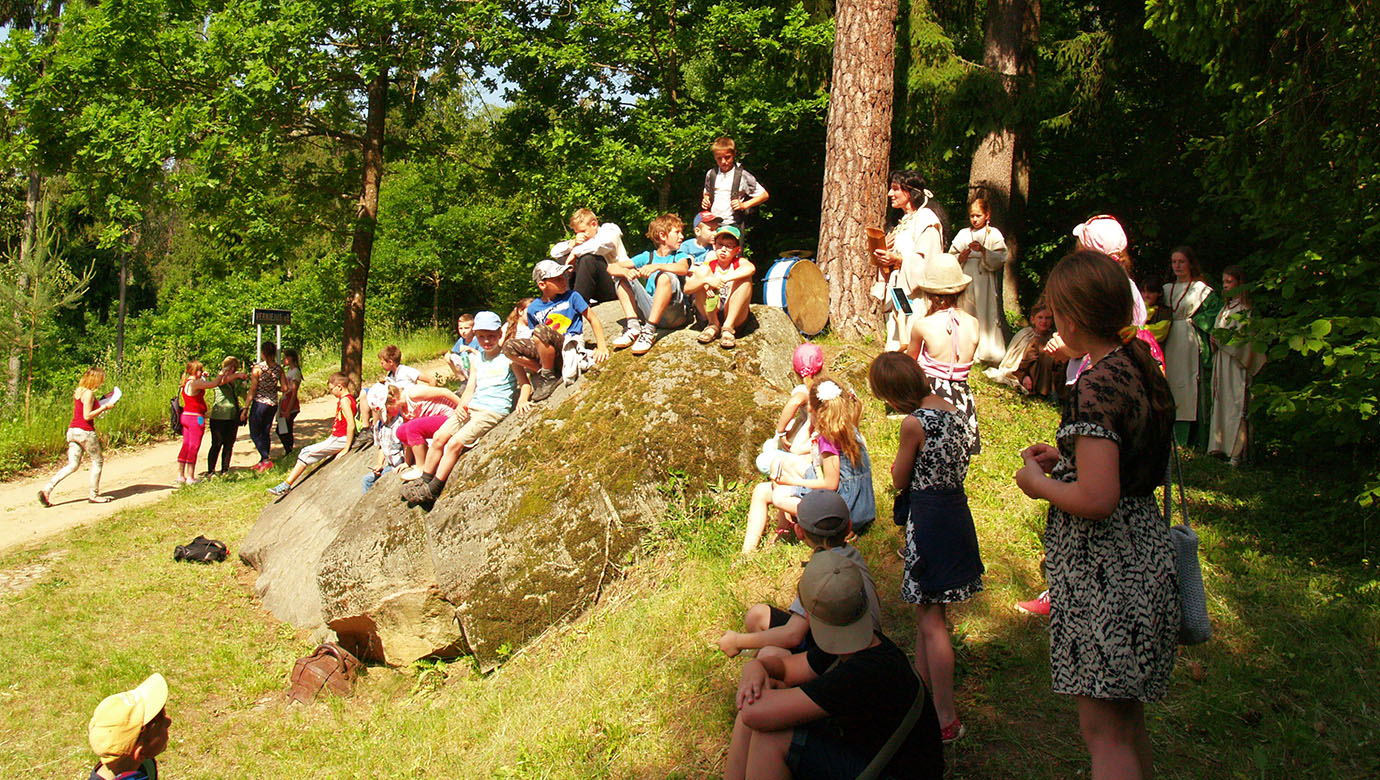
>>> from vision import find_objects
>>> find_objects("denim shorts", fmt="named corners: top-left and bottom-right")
top-left (630, 272), bottom-right (691, 328)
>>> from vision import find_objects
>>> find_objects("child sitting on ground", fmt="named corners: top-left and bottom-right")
top-left (985, 299), bottom-right (1067, 400)
top-left (502, 298), bottom-right (535, 345)
top-left (401, 311), bottom-right (533, 505)
top-left (718, 490), bottom-right (882, 659)
top-left (502, 260), bottom-right (610, 402)
top-left (359, 344), bottom-right (437, 430)
top-left (679, 210), bottom-right (721, 265)
top-left (87, 672), bottom-right (171, 780)
top-left (609, 213), bottom-right (694, 356)
top-left (550, 208), bottom-right (628, 306)
top-left (743, 379), bottom-right (876, 553)
top-left (268, 373), bottom-right (356, 496)
top-left (685, 225), bottom-right (754, 349)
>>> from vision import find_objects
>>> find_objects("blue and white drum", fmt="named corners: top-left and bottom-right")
top-left (764, 256), bottom-right (830, 335)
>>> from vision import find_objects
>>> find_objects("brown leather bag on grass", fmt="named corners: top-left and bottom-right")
top-left (289, 642), bottom-right (362, 704)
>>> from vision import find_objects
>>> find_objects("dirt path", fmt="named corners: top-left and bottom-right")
top-left (0, 391), bottom-right (344, 556)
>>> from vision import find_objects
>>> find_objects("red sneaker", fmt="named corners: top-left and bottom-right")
top-left (940, 717), bottom-right (966, 744)
top-left (1014, 590), bottom-right (1050, 616)
top-left (253, 461), bottom-right (273, 473)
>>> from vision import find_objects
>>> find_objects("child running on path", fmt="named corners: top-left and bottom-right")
top-left (870, 350), bottom-right (984, 744)
top-left (268, 373), bottom-right (356, 496)
top-left (1015, 250), bottom-right (1179, 779)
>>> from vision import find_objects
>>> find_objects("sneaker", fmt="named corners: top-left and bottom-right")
top-left (530, 368), bottom-right (560, 402)
top-left (266, 482), bottom-right (291, 497)
top-left (1014, 590), bottom-right (1050, 616)
top-left (719, 329), bottom-right (736, 350)
top-left (611, 321), bottom-right (641, 350)
top-left (940, 717), bottom-right (966, 744)
top-left (253, 460), bottom-right (273, 473)
top-left (631, 327), bottom-right (656, 355)
top-left (399, 467), bottom-right (424, 482)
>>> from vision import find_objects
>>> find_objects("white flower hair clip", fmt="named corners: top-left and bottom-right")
top-left (816, 381), bottom-right (843, 402)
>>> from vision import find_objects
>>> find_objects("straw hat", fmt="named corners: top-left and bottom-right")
top-left (915, 254), bottom-right (972, 295)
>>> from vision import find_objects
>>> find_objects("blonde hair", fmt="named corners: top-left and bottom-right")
top-left (220, 356), bottom-right (240, 372)
top-left (808, 382), bottom-right (862, 464)
top-left (569, 208), bottom-right (597, 230)
top-left (181, 360), bottom-right (205, 387)
top-left (78, 366), bottom-right (106, 391)
top-left (711, 136), bottom-right (736, 154)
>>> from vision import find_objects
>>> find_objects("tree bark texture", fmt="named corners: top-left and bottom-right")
top-left (7, 172), bottom-right (40, 404)
top-left (817, 0), bottom-right (899, 338)
top-left (968, 0), bottom-right (1038, 320)
top-left (342, 70), bottom-right (389, 391)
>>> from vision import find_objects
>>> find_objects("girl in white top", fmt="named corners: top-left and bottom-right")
top-left (1162, 245), bottom-right (1220, 447)
top-left (949, 197), bottom-right (1008, 365)
top-left (872, 170), bottom-right (948, 351)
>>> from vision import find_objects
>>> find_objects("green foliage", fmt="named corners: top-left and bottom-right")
top-left (1146, 0), bottom-right (1380, 502)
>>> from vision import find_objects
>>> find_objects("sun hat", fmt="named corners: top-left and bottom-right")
top-left (473, 311), bottom-right (503, 331)
top-left (715, 225), bottom-right (743, 243)
top-left (531, 260), bottom-right (569, 284)
top-left (796, 491), bottom-right (850, 538)
top-left (89, 673), bottom-right (167, 762)
top-left (1072, 214), bottom-right (1128, 256)
top-left (792, 343), bottom-right (824, 378)
top-left (366, 382), bottom-right (389, 411)
top-left (797, 550), bottom-right (873, 654)
top-left (693, 211), bottom-right (723, 228)
top-left (915, 254), bottom-right (972, 295)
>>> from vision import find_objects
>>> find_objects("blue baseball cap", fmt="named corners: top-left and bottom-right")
top-left (473, 311), bottom-right (503, 331)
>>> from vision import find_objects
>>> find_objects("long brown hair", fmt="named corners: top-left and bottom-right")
top-left (1170, 245), bottom-right (1203, 281)
top-left (868, 351), bottom-right (932, 414)
top-left (808, 381), bottom-right (862, 464)
top-left (1045, 251), bottom-right (1174, 415)
top-left (1222, 264), bottom-right (1251, 309)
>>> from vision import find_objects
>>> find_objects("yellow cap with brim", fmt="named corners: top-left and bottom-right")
top-left (89, 673), bottom-right (167, 762)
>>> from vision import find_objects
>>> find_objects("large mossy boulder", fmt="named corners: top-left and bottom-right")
top-left (242, 303), bottom-right (800, 669)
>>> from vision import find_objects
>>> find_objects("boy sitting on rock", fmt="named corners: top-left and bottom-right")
top-left (718, 491), bottom-right (881, 659)
top-left (502, 260), bottom-right (609, 402)
top-left (609, 213), bottom-right (694, 356)
top-left (87, 673), bottom-right (171, 780)
top-left (401, 310), bottom-right (532, 504)
top-left (685, 225), bottom-right (754, 349)
top-left (268, 372), bottom-right (356, 496)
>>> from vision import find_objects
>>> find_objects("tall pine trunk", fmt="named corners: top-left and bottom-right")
top-left (817, 0), bottom-right (899, 338)
top-left (968, 0), bottom-right (1039, 321)
top-left (342, 70), bottom-right (388, 391)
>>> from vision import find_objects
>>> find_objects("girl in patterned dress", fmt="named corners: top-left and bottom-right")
top-left (1015, 250), bottom-right (1178, 780)
top-left (869, 351), bottom-right (983, 744)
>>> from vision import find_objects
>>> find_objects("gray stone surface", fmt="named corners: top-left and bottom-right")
top-left (242, 303), bottom-right (800, 668)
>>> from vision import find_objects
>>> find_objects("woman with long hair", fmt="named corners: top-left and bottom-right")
top-left (39, 366), bottom-right (117, 505)
top-left (177, 360), bottom-right (222, 484)
top-left (1162, 245), bottom-right (1221, 447)
top-left (873, 170), bottom-right (949, 351)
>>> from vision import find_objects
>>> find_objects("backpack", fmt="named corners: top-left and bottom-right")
top-left (174, 535), bottom-right (228, 564)
top-left (704, 164), bottom-right (759, 230)
top-left (168, 394), bottom-right (183, 435)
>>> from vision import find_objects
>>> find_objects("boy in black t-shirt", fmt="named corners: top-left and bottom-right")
top-left (724, 551), bottom-right (943, 780)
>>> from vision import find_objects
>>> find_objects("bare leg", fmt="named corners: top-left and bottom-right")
top-left (917, 603), bottom-right (957, 725)
top-left (1078, 696), bottom-right (1147, 780)
top-left (743, 481), bottom-right (775, 554)
top-left (744, 603), bottom-right (772, 633)
top-left (743, 727), bottom-right (793, 780)
top-left (535, 340), bottom-right (557, 371)
top-left (648, 273), bottom-right (674, 324)
top-left (724, 279), bottom-right (753, 331)
top-left (613, 279), bottom-right (640, 321)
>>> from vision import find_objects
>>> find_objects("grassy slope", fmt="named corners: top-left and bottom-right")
top-left (0, 339), bottom-right (1376, 779)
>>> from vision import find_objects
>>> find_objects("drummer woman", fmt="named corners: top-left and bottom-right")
top-left (873, 170), bottom-right (949, 351)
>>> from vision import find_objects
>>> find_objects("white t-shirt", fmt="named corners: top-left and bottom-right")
top-left (707, 165), bottom-right (763, 225)
top-left (387, 364), bottom-right (422, 386)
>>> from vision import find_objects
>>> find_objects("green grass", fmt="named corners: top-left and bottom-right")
top-left (0, 327), bottom-right (453, 481)
top-left (0, 339), bottom-right (1376, 779)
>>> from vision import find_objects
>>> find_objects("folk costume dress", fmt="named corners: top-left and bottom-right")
top-left (985, 326), bottom-right (1062, 398)
top-left (900, 407), bottom-right (983, 605)
top-left (880, 208), bottom-right (944, 351)
top-left (1162, 279), bottom-right (1221, 446)
top-left (949, 225), bottom-right (1009, 365)
top-left (1045, 346), bottom-right (1178, 702)
top-left (1208, 300), bottom-right (1265, 461)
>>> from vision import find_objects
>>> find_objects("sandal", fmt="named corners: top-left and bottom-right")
top-left (697, 325), bottom-right (719, 344)
top-left (719, 329), bottom-right (736, 350)
top-left (38, 490), bottom-right (51, 507)
top-left (88, 495), bottom-right (112, 504)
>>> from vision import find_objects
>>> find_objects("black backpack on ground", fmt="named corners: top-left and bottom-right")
top-left (174, 535), bottom-right (228, 564)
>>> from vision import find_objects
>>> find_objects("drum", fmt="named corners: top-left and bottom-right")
top-left (764, 257), bottom-right (830, 336)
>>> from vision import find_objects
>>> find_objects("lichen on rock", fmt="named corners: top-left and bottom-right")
top-left (242, 303), bottom-right (801, 669)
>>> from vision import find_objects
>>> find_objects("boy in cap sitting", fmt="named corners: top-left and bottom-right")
top-left (725, 551), bottom-right (943, 780)
top-left (87, 672), bottom-right (171, 780)
top-left (718, 490), bottom-right (881, 659)
top-left (684, 225), bottom-right (754, 349)
top-left (502, 260), bottom-right (609, 401)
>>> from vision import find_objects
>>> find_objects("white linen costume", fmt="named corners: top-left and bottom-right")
top-left (950, 225), bottom-right (1009, 364)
